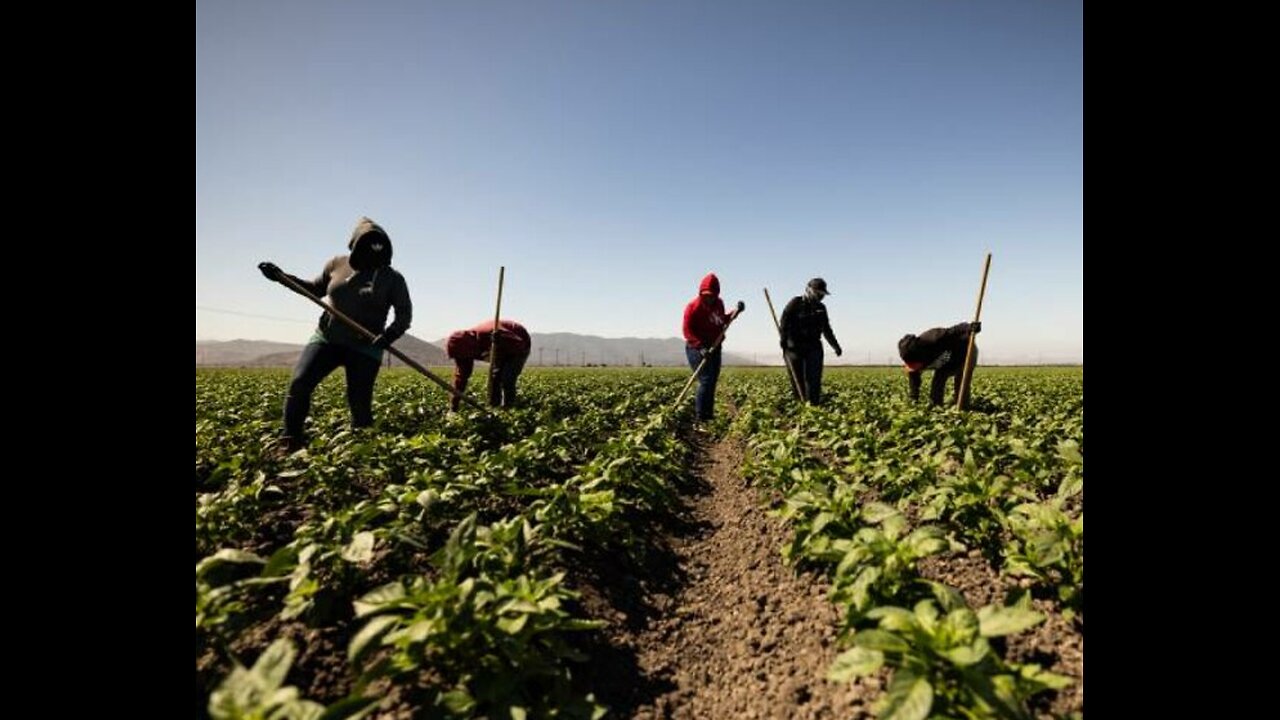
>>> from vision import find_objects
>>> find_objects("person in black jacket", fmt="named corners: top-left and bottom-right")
top-left (258, 217), bottom-right (412, 450)
top-left (779, 278), bottom-right (842, 404)
top-left (897, 321), bottom-right (981, 406)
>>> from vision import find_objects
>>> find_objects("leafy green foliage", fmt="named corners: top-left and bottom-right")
top-left (732, 367), bottom-right (1082, 718)
top-left (348, 514), bottom-right (606, 717)
top-left (197, 369), bottom-right (685, 718)
top-left (197, 367), bottom-right (1081, 718)
top-left (207, 639), bottom-right (327, 720)
top-left (831, 589), bottom-right (1069, 719)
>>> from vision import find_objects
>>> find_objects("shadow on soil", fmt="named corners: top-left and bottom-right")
top-left (564, 427), bottom-right (718, 715)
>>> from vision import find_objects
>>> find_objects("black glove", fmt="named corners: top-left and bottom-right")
top-left (258, 262), bottom-right (284, 282)
top-left (736, 300), bottom-right (746, 314)
top-left (699, 347), bottom-right (711, 360)
top-left (970, 321), bottom-right (982, 334)
top-left (834, 345), bottom-right (843, 357)
top-left (372, 334), bottom-right (393, 350)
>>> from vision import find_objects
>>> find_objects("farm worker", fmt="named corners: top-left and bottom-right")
top-left (682, 273), bottom-right (745, 422)
top-left (445, 319), bottom-right (532, 411)
top-left (779, 277), bottom-right (843, 405)
top-left (257, 217), bottom-right (413, 451)
top-left (897, 322), bottom-right (982, 406)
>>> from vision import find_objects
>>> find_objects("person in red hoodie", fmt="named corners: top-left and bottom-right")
top-left (682, 273), bottom-right (745, 421)
top-left (445, 319), bottom-right (532, 411)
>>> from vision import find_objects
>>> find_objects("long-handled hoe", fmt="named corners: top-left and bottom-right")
top-left (672, 308), bottom-right (745, 414)
top-left (488, 266), bottom-right (505, 406)
top-left (956, 252), bottom-right (992, 411)
top-left (764, 288), bottom-right (806, 402)
top-left (270, 273), bottom-right (490, 413)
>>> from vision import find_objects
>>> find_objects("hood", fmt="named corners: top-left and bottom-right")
top-left (699, 273), bottom-right (720, 297)
top-left (898, 334), bottom-right (920, 362)
top-left (348, 216), bottom-right (393, 271)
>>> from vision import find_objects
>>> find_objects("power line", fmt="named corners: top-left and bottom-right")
top-left (196, 305), bottom-right (314, 324)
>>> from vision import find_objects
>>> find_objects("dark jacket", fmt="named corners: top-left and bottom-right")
top-left (898, 323), bottom-right (976, 372)
top-left (287, 217), bottom-right (412, 348)
top-left (780, 296), bottom-right (840, 354)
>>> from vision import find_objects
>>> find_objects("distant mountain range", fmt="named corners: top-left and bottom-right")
top-left (196, 333), bottom-right (758, 367)
top-left (195, 335), bottom-right (448, 368)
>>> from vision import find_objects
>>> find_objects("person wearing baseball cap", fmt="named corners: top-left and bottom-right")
top-left (779, 278), bottom-right (842, 404)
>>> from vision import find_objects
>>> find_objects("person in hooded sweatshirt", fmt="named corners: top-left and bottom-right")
top-left (897, 321), bottom-right (982, 406)
top-left (445, 319), bottom-right (532, 411)
top-left (682, 273), bottom-right (745, 422)
top-left (258, 217), bottom-right (412, 450)
top-left (779, 277), bottom-right (843, 405)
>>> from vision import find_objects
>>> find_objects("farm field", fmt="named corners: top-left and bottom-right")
top-left (196, 366), bottom-right (1083, 719)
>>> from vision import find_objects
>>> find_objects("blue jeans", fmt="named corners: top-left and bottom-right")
top-left (488, 352), bottom-right (528, 408)
top-left (684, 345), bottom-right (722, 420)
top-left (283, 342), bottom-right (382, 440)
top-left (785, 347), bottom-right (825, 405)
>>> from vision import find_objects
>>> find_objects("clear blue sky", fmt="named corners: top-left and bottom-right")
top-left (197, 0), bottom-right (1082, 364)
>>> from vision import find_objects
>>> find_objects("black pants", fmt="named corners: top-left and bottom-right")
top-left (784, 347), bottom-right (824, 404)
top-left (488, 352), bottom-right (529, 407)
top-left (284, 342), bottom-right (382, 440)
top-left (928, 347), bottom-right (978, 406)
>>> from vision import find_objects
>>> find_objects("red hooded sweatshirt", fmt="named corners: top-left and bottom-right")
top-left (683, 273), bottom-right (731, 349)
top-left (446, 320), bottom-right (532, 404)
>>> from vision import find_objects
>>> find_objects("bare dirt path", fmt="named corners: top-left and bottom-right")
top-left (578, 432), bottom-right (877, 719)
